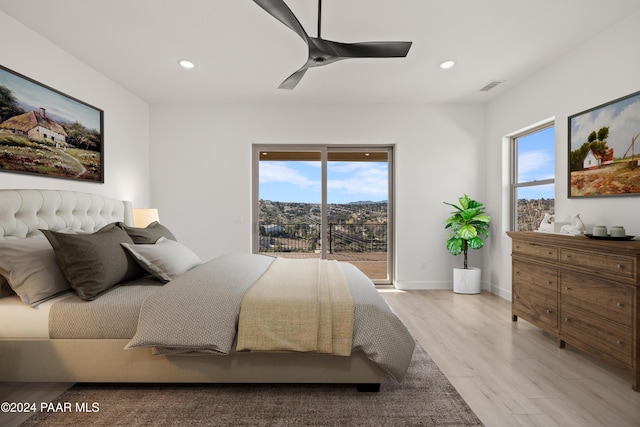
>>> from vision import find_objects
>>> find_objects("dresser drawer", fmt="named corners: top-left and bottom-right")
top-left (513, 240), bottom-right (558, 260)
top-left (561, 271), bottom-right (633, 326)
top-left (561, 304), bottom-right (632, 365)
top-left (559, 248), bottom-right (636, 279)
top-left (513, 261), bottom-right (558, 292)
top-left (513, 282), bottom-right (558, 331)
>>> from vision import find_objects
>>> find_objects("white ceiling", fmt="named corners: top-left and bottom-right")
top-left (1, 0), bottom-right (638, 105)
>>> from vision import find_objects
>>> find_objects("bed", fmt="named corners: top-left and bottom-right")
top-left (0, 189), bottom-right (414, 391)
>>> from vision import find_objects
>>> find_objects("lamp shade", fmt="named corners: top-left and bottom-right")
top-left (133, 208), bottom-right (159, 227)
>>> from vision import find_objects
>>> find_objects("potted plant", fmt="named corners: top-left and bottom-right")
top-left (443, 194), bottom-right (492, 294)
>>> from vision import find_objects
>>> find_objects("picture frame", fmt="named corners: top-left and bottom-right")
top-left (0, 64), bottom-right (103, 182)
top-left (568, 90), bottom-right (640, 198)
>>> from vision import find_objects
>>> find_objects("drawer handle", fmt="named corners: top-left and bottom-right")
top-left (546, 280), bottom-right (552, 285)
top-left (616, 340), bottom-right (623, 346)
top-left (564, 287), bottom-right (570, 291)
top-left (617, 302), bottom-right (623, 308)
top-left (546, 309), bottom-right (552, 314)
top-left (547, 251), bottom-right (553, 255)
top-left (564, 317), bottom-right (570, 322)
top-left (617, 264), bottom-right (623, 269)
top-left (565, 254), bottom-right (571, 259)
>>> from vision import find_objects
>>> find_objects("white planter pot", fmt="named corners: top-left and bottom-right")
top-left (453, 267), bottom-right (481, 294)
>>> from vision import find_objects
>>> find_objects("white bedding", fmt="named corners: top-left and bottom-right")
top-left (0, 293), bottom-right (74, 338)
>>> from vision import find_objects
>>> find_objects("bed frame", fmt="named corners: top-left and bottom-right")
top-left (0, 189), bottom-right (385, 390)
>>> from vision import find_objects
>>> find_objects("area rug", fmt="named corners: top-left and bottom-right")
top-left (21, 343), bottom-right (482, 426)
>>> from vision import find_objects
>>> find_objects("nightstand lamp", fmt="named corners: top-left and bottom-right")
top-left (133, 208), bottom-right (160, 227)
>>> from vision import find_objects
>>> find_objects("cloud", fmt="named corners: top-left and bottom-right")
top-left (518, 150), bottom-right (554, 181)
top-left (571, 95), bottom-right (640, 159)
top-left (328, 163), bottom-right (388, 198)
top-left (259, 162), bottom-right (319, 189)
top-left (259, 160), bottom-right (388, 203)
top-left (608, 101), bottom-right (640, 157)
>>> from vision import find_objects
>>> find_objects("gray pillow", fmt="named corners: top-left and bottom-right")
top-left (0, 236), bottom-right (69, 306)
top-left (121, 236), bottom-right (202, 283)
top-left (42, 223), bottom-right (144, 300)
top-left (117, 221), bottom-right (177, 244)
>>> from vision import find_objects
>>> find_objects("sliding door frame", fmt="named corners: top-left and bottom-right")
top-left (252, 144), bottom-right (394, 285)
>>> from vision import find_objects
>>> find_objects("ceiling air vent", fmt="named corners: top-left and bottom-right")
top-left (479, 80), bottom-right (504, 92)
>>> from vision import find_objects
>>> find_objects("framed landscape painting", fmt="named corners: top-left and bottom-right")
top-left (568, 90), bottom-right (640, 198)
top-left (0, 65), bottom-right (103, 182)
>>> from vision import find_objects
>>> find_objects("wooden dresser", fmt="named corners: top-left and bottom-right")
top-left (507, 231), bottom-right (640, 391)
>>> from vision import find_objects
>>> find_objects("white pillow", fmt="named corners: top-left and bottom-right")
top-left (121, 237), bottom-right (202, 283)
top-left (0, 236), bottom-right (71, 306)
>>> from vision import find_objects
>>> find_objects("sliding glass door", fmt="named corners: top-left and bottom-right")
top-left (253, 145), bottom-right (393, 284)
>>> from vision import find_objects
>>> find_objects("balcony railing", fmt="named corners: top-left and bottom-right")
top-left (259, 223), bottom-right (387, 254)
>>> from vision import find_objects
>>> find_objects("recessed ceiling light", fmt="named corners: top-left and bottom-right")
top-left (178, 60), bottom-right (195, 69)
top-left (439, 60), bottom-right (456, 69)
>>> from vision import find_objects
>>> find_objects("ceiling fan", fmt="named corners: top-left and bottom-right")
top-left (253, 0), bottom-right (413, 89)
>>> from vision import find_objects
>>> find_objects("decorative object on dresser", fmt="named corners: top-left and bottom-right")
top-left (586, 224), bottom-right (634, 240)
top-left (537, 213), bottom-right (570, 233)
top-left (537, 213), bottom-right (555, 232)
top-left (443, 194), bottom-right (492, 294)
top-left (558, 213), bottom-right (585, 235)
top-left (507, 231), bottom-right (640, 391)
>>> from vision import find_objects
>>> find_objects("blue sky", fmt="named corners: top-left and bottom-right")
top-left (570, 92), bottom-right (640, 157)
top-left (0, 67), bottom-right (101, 132)
top-left (516, 126), bottom-right (556, 200)
top-left (259, 160), bottom-right (388, 204)
top-left (259, 126), bottom-right (556, 204)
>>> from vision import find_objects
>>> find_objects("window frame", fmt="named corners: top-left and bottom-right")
top-left (510, 122), bottom-right (555, 231)
top-left (251, 144), bottom-right (394, 285)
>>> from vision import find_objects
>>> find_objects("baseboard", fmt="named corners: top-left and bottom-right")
top-left (394, 281), bottom-right (511, 301)
top-left (487, 283), bottom-right (512, 301)
top-left (394, 281), bottom-right (452, 290)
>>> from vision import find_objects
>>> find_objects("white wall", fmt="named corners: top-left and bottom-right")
top-left (0, 12), bottom-right (151, 206)
top-left (484, 8), bottom-right (640, 299)
top-left (149, 104), bottom-right (485, 287)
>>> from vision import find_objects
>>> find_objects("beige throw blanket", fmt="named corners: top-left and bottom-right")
top-left (236, 258), bottom-right (354, 356)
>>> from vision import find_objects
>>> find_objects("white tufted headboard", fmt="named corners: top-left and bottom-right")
top-left (0, 189), bottom-right (133, 238)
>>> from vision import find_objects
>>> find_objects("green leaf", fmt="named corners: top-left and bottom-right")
top-left (474, 215), bottom-right (492, 223)
top-left (467, 199), bottom-right (483, 209)
top-left (457, 224), bottom-right (477, 240)
top-left (446, 238), bottom-right (463, 255)
top-left (443, 201), bottom-right (463, 212)
top-left (468, 236), bottom-right (484, 250)
top-left (476, 227), bottom-right (490, 239)
top-left (443, 195), bottom-right (491, 259)
top-left (458, 194), bottom-right (470, 210)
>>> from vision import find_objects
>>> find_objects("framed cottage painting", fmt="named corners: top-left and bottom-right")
top-left (568, 90), bottom-right (640, 197)
top-left (0, 65), bottom-right (103, 182)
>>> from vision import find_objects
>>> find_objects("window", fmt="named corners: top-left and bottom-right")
top-left (511, 124), bottom-right (555, 231)
top-left (252, 145), bottom-right (394, 284)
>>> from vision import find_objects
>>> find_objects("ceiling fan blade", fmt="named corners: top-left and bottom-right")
top-left (326, 40), bottom-right (412, 58)
top-left (253, 0), bottom-right (309, 43)
top-left (278, 66), bottom-right (309, 90)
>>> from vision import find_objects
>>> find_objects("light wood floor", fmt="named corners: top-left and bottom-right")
top-left (2, 290), bottom-right (639, 426)
top-left (381, 290), bottom-right (640, 427)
